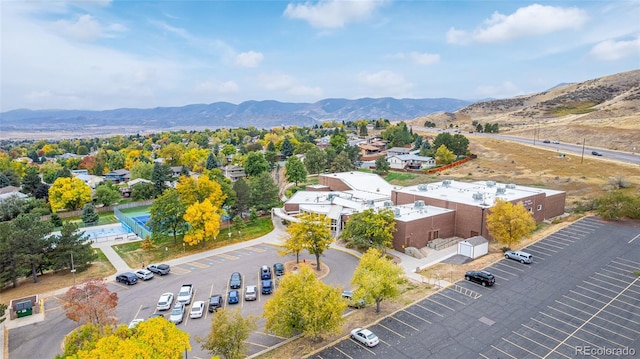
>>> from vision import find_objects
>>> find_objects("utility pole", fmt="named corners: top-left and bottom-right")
top-left (71, 253), bottom-right (76, 285)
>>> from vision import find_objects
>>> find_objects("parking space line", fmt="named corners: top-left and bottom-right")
top-left (217, 253), bottom-right (239, 260)
top-left (244, 246), bottom-right (266, 252)
top-left (487, 266), bottom-right (516, 277)
top-left (388, 315), bottom-right (419, 331)
top-left (531, 317), bottom-right (572, 336)
top-left (546, 306), bottom-right (589, 323)
top-left (521, 324), bottom-right (563, 347)
top-left (536, 241), bottom-right (565, 250)
top-left (377, 323), bottom-right (406, 338)
top-left (438, 291), bottom-right (469, 305)
top-left (576, 285), bottom-right (616, 299)
top-left (501, 337), bottom-right (543, 358)
top-left (187, 261), bottom-right (209, 269)
top-left (586, 276), bottom-right (626, 290)
top-left (591, 313), bottom-right (640, 336)
top-left (349, 338), bottom-right (377, 355)
top-left (246, 341), bottom-right (269, 349)
top-left (556, 300), bottom-right (640, 327)
top-left (333, 346), bottom-right (354, 359)
top-left (545, 236), bottom-right (574, 244)
top-left (526, 246), bottom-right (555, 255)
top-left (592, 272), bottom-right (632, 285)
top-left (400, 309), bottom-right (431, 324)
top-left (495, 262), bottom-right (525, 272)
top-left (581, 280), bottom-right (619, 295)
top-left (490, 345), bottom-right (517, 359)
top-left (569, 290), bottom-right (606, 305)
top-left (479, 353), bottom-right (490, 359)
top-left (511, 331), bottom-right (562, 356)
top-left (530, 242), bottom-right (560, 252)
top-left (542, 276), bottom-right (640, 359)
top-left (425, 297), bottom-right (456, 311)
top-left (171, 266), bottom-right (190, 275)
top-left (628, 233), bottom-right (640, 244)
top-left (378, 339), bottom-right (392, 347)
top-left (599, 266), bottom-right (636, 278)
top-left (415, 303), bottom-right (444, 317)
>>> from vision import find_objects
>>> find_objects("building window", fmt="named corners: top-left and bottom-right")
top-left (537, 205), bottom-right (542, 211)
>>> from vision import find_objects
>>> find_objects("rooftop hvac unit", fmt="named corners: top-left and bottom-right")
top-left (486, 181), bottom-right (496, 187)
top-left (472, 192), bottom-right (484, 201)
top-left (393, 208), bottom-right (401, 217)
top-left (442, 179), bottom-right (452, 186)
top-left (417, 184), bottom-right (428, 191)
top-left (496, 187), bottom-right (506, 195)
top-left (383, 201), bottom-right (394, 207)
top-left (366, 199), bottom-right (375, 206)
top-left (506, 183), bottom-right (516, 189)
top-left (414, 200), bottom-right (425, 208)
top-left (327, 193), bottom-right (337, 201)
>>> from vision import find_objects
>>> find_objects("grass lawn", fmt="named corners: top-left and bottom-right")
top-left (113, 217), bottom-right (274, 268)
top-left (118, 205), bottom-right (151, 215)
top-left (53, 212), bottom-right (120, 231)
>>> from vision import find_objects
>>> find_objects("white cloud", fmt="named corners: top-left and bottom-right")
top-left (357, 70), bottom-right (413, 97)
top-left (288, 85), bottom-right (323, 98)
top-left (392, 52), bottom-right (440, 66)
top-left (283, 0), bottom-right (385, 28)
top-left (448, 4), bottom-right (588, 44)
top-left (474, 81), bottom-right (522, 98)
top-left (234, 51), bottom-right (264, 68)
top-left (195, 80), bottom-right (239, 94)
top-left (257, 73), bottom-right (295, 91)
top-left (51, 13), bottom-right (124, 41)
top-left (589, 36), bottom-right (640, 61)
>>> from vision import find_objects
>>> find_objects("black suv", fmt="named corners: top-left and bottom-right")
top-left (464, 270), bottom-right (495, 287)
top-left (208, 294), bottom-right (223, 312)
top-left (229, 272), bottom-right (242, 289)
top-left (116, 272), bottom-right (138, 285)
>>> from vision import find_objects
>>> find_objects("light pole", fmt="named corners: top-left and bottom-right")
top-left (70, 253), bottom-right (76, 285)
top-left (182, 242), bottom-right (185, 254)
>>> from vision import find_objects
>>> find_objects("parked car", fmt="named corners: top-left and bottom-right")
top-left (464, 270), bottom-right (495, 287)
top-left (169, 303), bottom-right (185, 324)
top-left (147, 263), bottom-right (171, 275)
top-left (156, 292), bottom-right (175, 311)
top-left (229, 272), bottom-right (242, 289)
top-left (350, 328), bottom-right (379, 347)
top-left (208, 294), bottom-right (223, 312)
top-left (261, 279), bottom-right (273, 295)
top-left (116, 272), bottom-right (138, 285)
top-left (245, 285), bottom-right (257, 301)
top-left (273, 263), bottom-right (285, 277)
top-left (228, 290), bottom-right (239, 304)
top-left (134, 269), bottom-right (154, 281)
top-left (592, 151), bottom-right (603, 156)
top-left (260, 265), bottom-right (272, 280)
top-left (504, 250), bottom-right (533, 264)
top-left (148, 313), bottom-right (165, 319)
top-left (542, 139), bottom-right (551, 143)
top-left (552, 140), bottom-right (560, 144)
top-left (128, 318), bottom-right (144, 329)
top-left (190, 301), bottom-right (205, 319)
top-left (342, 290), bottom-right (365, 309)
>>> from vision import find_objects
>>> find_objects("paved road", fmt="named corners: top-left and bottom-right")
top-left (309, 217), bottom-right (640, 359)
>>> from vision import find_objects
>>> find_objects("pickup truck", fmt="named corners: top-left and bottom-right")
top-left (147, 263), bottom-right (171, 275)
top-left (177, 284), bottom-right (193, 305)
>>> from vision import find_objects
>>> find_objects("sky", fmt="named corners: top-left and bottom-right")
top-left (1, 0), bottom-right (639, 112)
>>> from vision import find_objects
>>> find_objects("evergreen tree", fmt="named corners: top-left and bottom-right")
top-left (249, 172), bottom-right (280, 212)
top-left (281, 138), bottom-right (294, 157)
top-left (205, 152), bottom-right (219, 170)
top-left (232, 178), bottom-right (251, 217)
top-left (151, 162), bottom-right (172, 194)
top-left (266, 141), bottom-right (276, 152)
top-left (49, 222), bottom-right (96, 271)
top-left (82, 203), bottom-right (99, 225)
top-left (22, 166), bottom-right (42, 196)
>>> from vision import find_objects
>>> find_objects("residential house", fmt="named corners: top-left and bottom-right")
top-left (222, 165), bottom-right (246, 182)
top-left (104, 169), bottom-right (130, 184)
top-left (387, 154), bottom-right (436, 170)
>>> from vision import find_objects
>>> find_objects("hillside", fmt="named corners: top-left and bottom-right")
top-left (407, 69), bottom-right (640, 151)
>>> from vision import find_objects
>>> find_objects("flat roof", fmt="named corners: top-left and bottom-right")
top-left (323, 171), bottom-right (395, 197)
top-left (392, 203), bottom-right (454, 222)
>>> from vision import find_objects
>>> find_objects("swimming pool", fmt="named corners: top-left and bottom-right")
top-left (80, 224), bottom-right (131, 240)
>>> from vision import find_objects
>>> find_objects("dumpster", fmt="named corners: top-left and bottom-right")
top-left (15, 300), bottom-right (32, 318)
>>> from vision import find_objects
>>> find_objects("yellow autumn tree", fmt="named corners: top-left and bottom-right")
top-left (181, 148), bottom-right (210, 173)
top-left (183, 199), bottom-right (222, 247)
top-left (176, 175), bottom-right (225, 208)
top-left (486, 199), bottom-right (537, 247)
top-left (49, 177), bottom-right (92, 212)
top-left (435, 144), bottom-right (456, 165)
top-left (285, 212), bottom-right (332, 271)
top-left (351, 248), bottom-right (404, 313)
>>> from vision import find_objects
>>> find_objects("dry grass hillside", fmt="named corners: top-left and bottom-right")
top-left (407, 69), bottom-right (640, 151)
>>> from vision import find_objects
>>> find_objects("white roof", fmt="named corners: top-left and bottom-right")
top-left (392, 203), bottom-right (454, 222)
top-left (324, 172), bottom-right (395, 197)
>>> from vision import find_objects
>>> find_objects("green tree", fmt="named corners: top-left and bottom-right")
top-left (329, 151), bottom-right (353, 172)
top-left (374, 157), bottom-right (390, 175)
top-left (231, 178), bottom-right (251, 217)
top-left (284, 156), bottom-right (307, 186)
top-left (263, 265), bottom-right (346, 340)
top-left (129, 161), bottom-right (154, 180)
top-left (595, 191), bottom-right (640, 220)
top-left (340, 208), bottom-right (396, 251)
top-left (432, 132), bottom-right (454, 152)
top-left (149, 188), bottom-right (187, 244)
top-left (486, 199), bottom-right (536, 247)
top-left (435, 144), bottom-right (456, 165)
top-left (12, 212), bottom-right (53, 283)
top-left (329, 128), bottom-right (347, 149)
top-left (0, 221), bottom-right (24, 288)
top-left (198, 308), bottom-right (256, 359)
top-left (304, 146), bottom-right (327, 175)
top-left (287, 212), bottom-right (332, 271)
top-left (281, 137), bottom-right (294, 157)
top-left (21, 166), bottom-right (41, 196)
top-left (131, 182), bottom-right (156, 200)
top-left (151, 162), bottom-right (172, 194)
top-left (450, 134), bottom-right (470, 156)
top-left (82, 203), bottom-right (99, 225)
top-left (49, 222), bottom-right (96, 271)
top-left (249, 172), bottom-right (280, 212)
top-left (351, 248), bottom-right (404, 313)
top-left (244, 152), bottom-right (269, 177)
top-left (94, 182), bottom-right (121, 206)
top-left (381, 122), bottom-right (413, 147)
top-left (205, 152), bottom-right (219, 170)
top-left (48, 177), bottom-right (92, 212)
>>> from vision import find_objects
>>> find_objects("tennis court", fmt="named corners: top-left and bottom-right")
top-left (131, 214), bottom-right (151, 231)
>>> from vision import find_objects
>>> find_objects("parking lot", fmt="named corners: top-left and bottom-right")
top-left (309, 217), bottom-right (640, 359)
top-left (9, 244), bottom-right (360, 359)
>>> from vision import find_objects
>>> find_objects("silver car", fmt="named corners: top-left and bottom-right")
top-left (169, 303), bottom-right (185, 324)
top-left (245, 285), bottom-right (257, 301)
top-left (504, 250), bottom-right (533, 264)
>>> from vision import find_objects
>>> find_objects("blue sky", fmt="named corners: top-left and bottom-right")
top-left (1, 0), bottom-right (638, 111)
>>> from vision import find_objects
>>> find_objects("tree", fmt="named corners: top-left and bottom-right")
top-left (48, 177), bottom-right (92, 212)
top-left (131, 182), bottom-right (156, 200)
top-left (285, 156), bottom-right (307, 186)
top-left (381, 122), bottom-right (413, 147)
top-left (49, 222), bottom-right (96, 271)
top-left (351, 248), bottom-right (404, 313)
top-left (249, 172), bottom-right (280, 212)
top-left (94, 182), bottom-right (121, 206)
top-left (82, 203), bottom-right (100, 225)
top-left (435, 144), bottom-right (456, 165)
top-left (287, 212), bottom-right (332, 271)
top-left (304, 146), bottom-right (327, 175)
top-left (329, 151), bottom-right (353, 173)
top-left (151, 162), bottom-right (172, 194)
top-left (0, 221), bottom-right (24, 288)
top-left (231, 178), bottom-right (251, 217)
top-left (340, 208), bottom-right (396, 251)
top-left (486, 199), bottom-right (536, 247)
top-left (11, 212), bottom-right (53, 283)
top-left (60, 278), bottom-right (118, 329)
top-left (129, 161), bottom-right (154, 180)
top-left (594, 191), bottom-right (640, 220)
top-left (198, 308), bottom-right (256, 359)
top-left (183, 199), bottom-right (222, 247)
top-left (263, 265), bottom-right (346, 340)
top-left (21, 166), bottom-right (41, 196)
top-left (177, 175), bottom-right (225, 207)
top-left (281, 137), bottom-right (294, 157)
top-left (149, 188), bottom-right (187, 244)
top-left (374, 157), bottom-right (390, 175)
top-left (244, 152), bottom-right (269, 177)
top-left (329, 128), bottom-right (347, 149)
top-left (205, 152), bottom-right (219, 170)
top-left (450, 134), bottom-right (470, 156)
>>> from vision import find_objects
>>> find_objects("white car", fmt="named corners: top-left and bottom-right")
top-left (169, 303), bottom-right (185, 324)
top-left (351, 328), bottom-right (379, 347)
top-left (128, 318), bottom-right (144, 329)
top-left (134, 269), bottom-right (154, 281)
top-left (157, 292), bottom-right (174, 311)
top-left (245, 285), bottom-right (257, 301)
top-left (190, 301), bottom-right (205, 319)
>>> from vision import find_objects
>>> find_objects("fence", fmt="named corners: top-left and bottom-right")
top-left (40, 200), bottom-right (154, 222)
top-left (425, 154), bottom-right (477, 174)
top-left (114, 204), bottom-right (152, 240)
